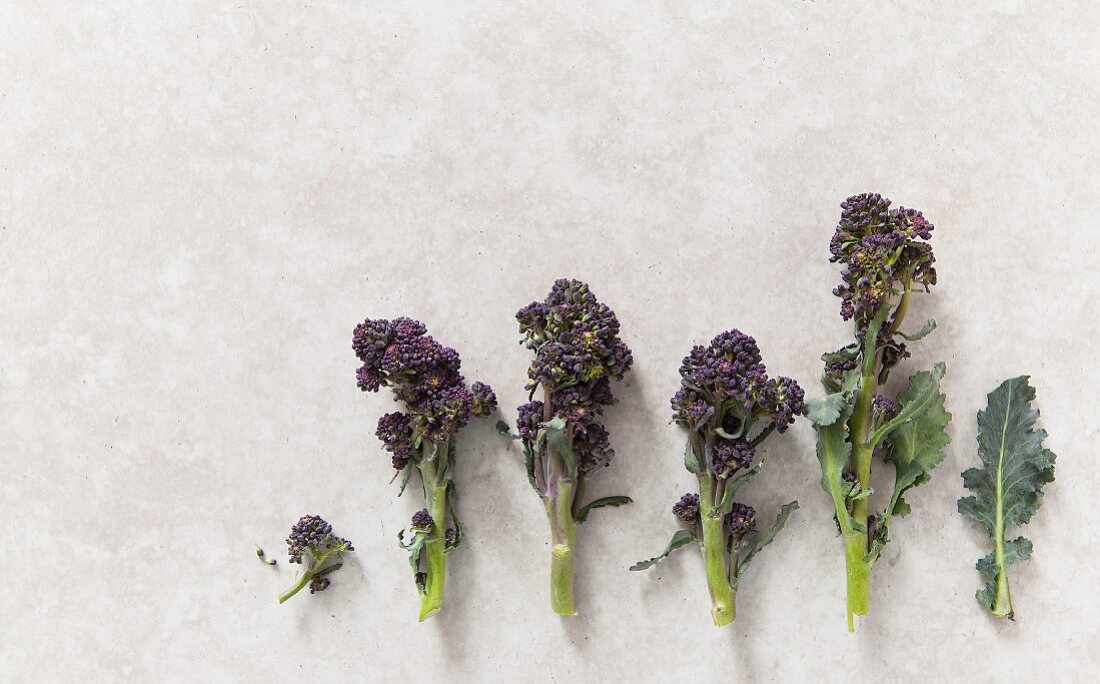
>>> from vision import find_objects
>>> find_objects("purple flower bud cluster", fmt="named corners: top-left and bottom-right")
top-left (872, 394), bottom-right (901, 424)
top-left (286, 515), bottom-right (353, 565)
top-left (308, 575), bottom-right (331, 594)
top-left (670, 330), bottom-right (805, 444)
top-left (353, 316), bottom-right (496, 460)
top-left (829, 193), bottom-right (937, 327)
top-left (516, 279), bottom-right (633, 473)
top-left (727, 503), bottom-right (756, 535)
top-left (410, 509), bottom-right (434, 531)
top-left (712, 438), bottom-right (755, 477)
top-left (672, 492), bottom-right (701, 524)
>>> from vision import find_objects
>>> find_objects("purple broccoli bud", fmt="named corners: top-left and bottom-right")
top-left (470, 381), bottom-right (497, 417)
top-left (672, 493), bottom-right (701, 524)
top-left (411, 509), bottom-right (434, 531)
top-left (712, 438), bottom-right (755, 477)
top-left (727, 503), bottom-right (756, 536)
top-left (286, 514), bottom-right (354, 565)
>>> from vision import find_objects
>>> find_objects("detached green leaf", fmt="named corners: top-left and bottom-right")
top-left (867, 364), bottom-right (951, 562)
top-left (733, 501), bottom-right (799, 585)
top-left (898, 318), bottom-right (936, 341)
top-left (576, 496), bottom-right (632, 523)
top-left (958, 376), bottom-right (1056, 620)
top-left (629, 529), bottom-right (699, 571)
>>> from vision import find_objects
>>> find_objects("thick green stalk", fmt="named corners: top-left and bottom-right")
top-left (418, 460), bottom-right (449, 621)
top-left (545, 479), bottom-right (578, 615)
top-left (699, 474), bottom-right (735, 626)
top-left (278, 569), bottom-right (313, 604)
top-left (845, 367), bottom-right (876, 630)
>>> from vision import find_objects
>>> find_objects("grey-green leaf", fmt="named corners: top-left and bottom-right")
top-left (576, 495), bottom-right (632, 523)
top-left (866, 364), bottom-right (951, 562)
top-left (710, 462), bottom-right (762, 517)
top-left (812, 401), bottom-right (859, 534)
top-left (733, 501), bottom-right (799, 585)
top-left (684, 438), bottom-right (702, 475)
top-left (898, 318), bottom-right (936, 341)
top-left (806, 393), bottom-right (848, 427)
top-left (543, 417), bottom-right (578, 472)
top-left (958, 376), bottom-right (1056, 619)
top-left (629, 529), bottom-right (699, 571)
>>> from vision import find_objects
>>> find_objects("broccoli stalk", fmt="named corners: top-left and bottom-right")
top-left (278, 515), bottom-right (353, 604)
top-left (805, 194), bottom-right (951, 632)
top-left (630, 329), bottom-right (802, 626)
top-left (508, 279), bottom-right (634, 616)
top-left (353, 316), bottom-right (497, 621)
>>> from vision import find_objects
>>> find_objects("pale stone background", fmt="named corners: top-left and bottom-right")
top-left (2, 2), bottom-right (1097, 681)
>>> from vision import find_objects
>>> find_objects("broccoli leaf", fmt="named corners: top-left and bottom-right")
top-left (398, 529), bottom-right (429, 595)
top-left (958, 376), bottom-right (1056, 619)
top-left (496, 420), bottom-right (519, 439)
top-left (710, 462), bottom-right (762, 518)
top-left (866, 364), bottom-right (951, 562)
top-left (575, 495), bottom-right (632, 523)
top-left (811, 401), bottom-right (859, 534)
top-left (805, 393), bottom-right (848, 427)
top-left (684, 437), bottom-right (703, 475)
top-left (629, 529), bottom-right (700, 571)
top-left (898, 318), bottom-right (937, 341)
top-left (733, 501), bottom-right (799, 586)
top-left (543, 417), bottom-right (577, 472)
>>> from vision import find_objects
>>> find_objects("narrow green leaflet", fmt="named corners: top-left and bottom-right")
top-left (575, 495), bottom-right (633, 523)
top-left (811, 401), bottom-right (858, 534)
top-left (398, 529), bottom-right (429, 595)
top-left (710, 462), bottom-right (762, 517)
top-left (684, 437), bottom-right (703, 475)
top-left (898, 318), bottom-right (937, 341)
top-left (629, 530), bottom-right (700, 571)
top-left (733, 501), bottom-right (799, 585)
top-left (543, 417), bottom-right (577, 472)
top-left (958, 376), bottom-right (1056, 619)
top-left (867, 364), bottom-right (951, 562)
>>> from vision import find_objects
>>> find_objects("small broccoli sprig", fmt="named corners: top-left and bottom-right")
top-left (353, 316), bottom-right (496, 621)
top-left (504, 279), bottom-right (633, 616)
top-left (806, 194), bottom-right (951, 632)
top-left (277, 515), bottom-right (353, 604)
top-left (631, 330), bottom-right (801, 627)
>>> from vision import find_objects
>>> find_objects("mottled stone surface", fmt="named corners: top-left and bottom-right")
top-left (2, 2), bottom-right (1097, 681)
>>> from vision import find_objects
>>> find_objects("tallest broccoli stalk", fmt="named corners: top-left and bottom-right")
top-left (805, 194), bottom-right (951, 631)
top-left (508, 279), bottom-right (634, 615)
top-left (353, 317), bottom-right (497, 621)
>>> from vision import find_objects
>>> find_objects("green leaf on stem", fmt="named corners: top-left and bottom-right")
top-left (684, 438), bottom-right (702, 475)
top-left (543, 417), bottom-right (577, 472)
top-left (629, 529), bottom-right (700, 571)
top-left (898, 318), bottom-right (936, 341)
top-left (812, 401), bottom-right (860, 534)
top-left (710, 462), bottom-right (762, 517)
top-left (576, 495), bottom-right (632, 523)
top-left (866, 364), bottom-right (951, 562)
top-left (733, 501), bottom-right (799, 585)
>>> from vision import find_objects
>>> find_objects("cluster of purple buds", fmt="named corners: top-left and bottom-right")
top-left (829, 193), bottom-right (937, 328)
top-left (410, 509), bottom-right (434, 531)
top-left (308, 576), bottom-right (331, 594)
top-left (727, 503), bottom-right (756, 535)
top-left (515, 279), bottom-right (633, 473)
top-left (354, 316), bottom-right (497, 464)
top-left (712, 438), bottom-right (755, 477)
top-left (672, 492), bottom-right (701, 524)
top-left (671, 330), bottom-right (805, 455)
top-left (872, 394), bottom-right (901, 425)
top-left (286, 515), bottom-right (353, 565)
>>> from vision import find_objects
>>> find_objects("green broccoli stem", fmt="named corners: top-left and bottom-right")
top-left (699, 474), bottom-right (736, 626)
top-left (545, 478), bottom-right (578, 616)
top-left (845, 364), bottom-right (877, 630)
top-left (278, 568), bottom-right (314, 604)
top-left (418, 478), bottom-right (449, 622)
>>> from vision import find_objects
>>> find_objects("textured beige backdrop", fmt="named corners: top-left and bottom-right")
top-left (2, 2), bottom-right (1098, 682)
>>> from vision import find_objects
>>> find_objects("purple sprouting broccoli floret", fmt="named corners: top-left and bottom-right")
top-left (278, 515), bottom-right (354, 604)
top-left (727, 503), bottom-right (757, 536)
top-left (672, 493), bottom-right (701, 524)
